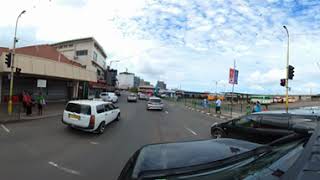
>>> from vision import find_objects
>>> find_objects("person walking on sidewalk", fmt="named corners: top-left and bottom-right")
top-left (253, 101), bottom-right (262, 113)
top-left (22, 91), bottom-right (27, 113)
top-left (25, 92), bottom-right (32, 116)
top-left (36, 92), bottom-right (45, 116)
top-left (215, 98), bottom-right (222, 114)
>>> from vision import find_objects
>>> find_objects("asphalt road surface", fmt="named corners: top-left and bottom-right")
top-left (0, 94), bottom-right (222, 180)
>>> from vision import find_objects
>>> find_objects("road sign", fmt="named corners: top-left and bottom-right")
top-left (229, 68), bottom-right (239, 84)
top-left (37, 79), bottom-right (47, 88)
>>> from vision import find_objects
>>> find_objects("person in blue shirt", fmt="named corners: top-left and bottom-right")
top-left (253, 101), bottom-right (262, 112)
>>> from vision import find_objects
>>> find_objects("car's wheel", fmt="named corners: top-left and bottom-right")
top-left (96, 122), bottom-right (106, 134)
top-left (211, 128), bottom-right (226, 139)
top-left (116, 113), bottom-right (120, 121)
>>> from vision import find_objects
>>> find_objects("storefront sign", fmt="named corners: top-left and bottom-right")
top-left (37, 79), bottom-right (47, 88)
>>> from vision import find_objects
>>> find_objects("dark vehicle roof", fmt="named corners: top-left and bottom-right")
top-left (252, 109), bottom-right (320, 117)
top-left (281, 120), bottom-right (320, 180)
top-left (131, 138), bottom-right (264, 178)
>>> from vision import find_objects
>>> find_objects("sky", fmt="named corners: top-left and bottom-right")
top-left (1, 0), bottom-right (320, 94)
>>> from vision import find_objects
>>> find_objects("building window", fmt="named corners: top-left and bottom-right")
top-left (97, 69), bottom-right (101, 76)
top-left (68, 44), bottom-right (73, 47)
top-left (93, 51), bottom-right (98, 61)
top-left (76, 50), bottom-right (88, 56)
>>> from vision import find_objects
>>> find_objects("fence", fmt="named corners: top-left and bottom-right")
top-left (165, 97), bottom-right (251, 116)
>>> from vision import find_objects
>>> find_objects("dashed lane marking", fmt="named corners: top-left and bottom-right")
top-left (90, 141), bottom-right (99, 145)
top-left (185, 127), bottom-right (197, 136)
top-left (48, 161), bottom-right (80, 176)
top-left (1, 124), bottom-right (10, 133)
top-left (165, 111), bottom-right (169, 114)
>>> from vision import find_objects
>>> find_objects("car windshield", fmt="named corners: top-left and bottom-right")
top-left (65, 103), bottom-right (91, 115)
top-left (3, 1), bottom-right (320, 180)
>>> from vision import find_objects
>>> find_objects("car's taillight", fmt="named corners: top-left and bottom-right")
top-left (89, 115), bottom-right (95, 129)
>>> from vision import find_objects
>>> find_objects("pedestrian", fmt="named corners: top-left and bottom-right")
top-left (36, 92), bottom-right (45, 116)
top-left (246, 104), bottom-right (251, 115)
top-left (25, 92), bottom-right (32, 116)
top-left (253, 101), bottom-right (262, 113)
top-left (203, 98), bottom-right (208, 108)
top-left (215, 98), bottom-right (222, 114)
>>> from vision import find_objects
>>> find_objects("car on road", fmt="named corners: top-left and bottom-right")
top-left (115, 90), bottom-right (121, 96)
top-left (210, 111), bottom-right (318, 143)
top-left (62, 100), bottom-right (120, 134)
top-left (118, 132), bottom-right (311, 180)
top-left (138, 93), bottom-right (148, 100)
top-left (127, 93), bottom-right (138, 102)
top-left (147, 97), bottom-right (163, 111)
top-left (100, 92), bottom-right (118, 103)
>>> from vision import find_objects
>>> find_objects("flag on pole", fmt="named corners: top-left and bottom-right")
top-left (229, 68), bottom-right (239, 84)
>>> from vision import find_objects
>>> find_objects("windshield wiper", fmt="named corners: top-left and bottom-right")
top-left (139, 146), bottom-right (272, 179)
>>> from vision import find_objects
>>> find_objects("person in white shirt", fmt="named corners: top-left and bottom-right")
top-left (215, 98), bottom-right (222, 114)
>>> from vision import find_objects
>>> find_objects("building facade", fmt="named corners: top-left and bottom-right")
top-left (134, 76), bottom-right (140, 88)
top-left (52, 37), bottom-right (109, 98)
top-left (156, 81), bottom-right (167, 90)
top-left (117, 72), bottom-right (134, 90)
top-left (0, 45), bottom-right (96, 103)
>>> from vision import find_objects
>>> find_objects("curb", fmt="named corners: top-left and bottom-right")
top-left (184, 105), bottom-right (237, 120)
top-left (0, 113), bottom-right (62, 124)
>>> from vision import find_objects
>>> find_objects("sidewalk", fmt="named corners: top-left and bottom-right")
top-left (184, 104), bottom-right (244, 120)
top-left (165, 98), bottom-right (245, 120)
top-left (0, 102), bottom-right (66, 124)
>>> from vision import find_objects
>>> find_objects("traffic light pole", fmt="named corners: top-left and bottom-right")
top-left (284, 26), bottom-right (289, 113)
top-left (8, 10), bottom-right (25, 115)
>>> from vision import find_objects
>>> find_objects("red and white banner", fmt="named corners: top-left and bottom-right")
top-left (229, 68), bottom-right (239, 84)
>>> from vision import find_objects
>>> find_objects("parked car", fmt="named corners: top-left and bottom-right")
top-left (138, 93), bottom-right (148, 100)
top-left (127, 93), bottom-right (137, 102)
top-left (210, 111), bottom-right (318, 144)
top-left (118, 133), bottom-right (310, 180)
top-left (147, 97), bottom-right (163, 111)
top-left (62, 100), bottom-right (120, 134)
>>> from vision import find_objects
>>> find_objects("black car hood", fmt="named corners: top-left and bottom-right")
top-left (132, 138), bottom-right (263, 178)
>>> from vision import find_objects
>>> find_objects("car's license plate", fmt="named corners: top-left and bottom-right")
top-left (69, 114), bottom-right (80, 120)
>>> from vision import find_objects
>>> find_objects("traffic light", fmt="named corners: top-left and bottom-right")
top-left (16, 68), bottom-right (21, 76)
top-left (280, 79), bottom-right (286, 87)
top-left (288, 65), bottom-right (294, 80)
top-left (5, 52), bottom-right (12, 68)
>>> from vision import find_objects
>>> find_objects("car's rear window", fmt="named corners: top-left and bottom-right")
top-left (150, 99), bottom-right (161, 103)
top-left (65, 103), bottom-right (91, 115)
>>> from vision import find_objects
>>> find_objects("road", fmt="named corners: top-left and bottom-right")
top-left (0, 94), bottom-right (222, 180)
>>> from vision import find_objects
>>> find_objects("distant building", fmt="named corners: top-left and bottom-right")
top-left (156, 81), bottom-right (167, 90)
top-left (117, 72), bottom-right (134, 90)
top-left (105, 67), bottom-right (117, 91)
top-left (52, 37), bottom-right (109, 98)
top-left (134, 76), bottom-right (140, 88)
top-left (144, 81), bottom-right (151, 86)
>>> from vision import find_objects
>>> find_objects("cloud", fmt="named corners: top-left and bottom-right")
top-left (1, 0), bottom-right (320, 94)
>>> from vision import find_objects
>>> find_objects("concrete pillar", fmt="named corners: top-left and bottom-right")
top-left (73, 81), bottom-right (79, 99)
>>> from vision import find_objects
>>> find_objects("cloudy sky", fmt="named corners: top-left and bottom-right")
top-left (1, 0), bottom-right (320, 94)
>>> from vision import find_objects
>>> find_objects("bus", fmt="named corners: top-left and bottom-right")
top-left (250, 95), bottom-right (273, 105)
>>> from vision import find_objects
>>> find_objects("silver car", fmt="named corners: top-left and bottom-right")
top-left (147, 97), bottom-right (163, 110)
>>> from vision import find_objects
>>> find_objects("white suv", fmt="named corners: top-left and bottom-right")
top-left (62, 100), bottom-right (120, 134)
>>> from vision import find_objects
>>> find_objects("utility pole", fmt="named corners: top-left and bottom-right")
top-left (8, 10), bottom-right (26, 115)
top-left (283, 26), bottom-right (289, 113)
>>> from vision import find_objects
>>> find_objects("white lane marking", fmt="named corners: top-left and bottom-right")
top-left (90, 141), bottom-right (99, 145)
top-left (48, 161), bottom-right (80, 175)
top-left (165, 111), bottom-right (169, 114)
top-left (185, 127), bottom-right (197, 136)
top-left (1, 124), bottom-right (10, 133)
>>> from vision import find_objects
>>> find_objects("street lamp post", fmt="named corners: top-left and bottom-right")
top-left (283, 26), bottom-right (289, 113)
top-left (109, 60), bottom-right (120, 68)
top-left (8, 10), bottom-right (26, 115)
